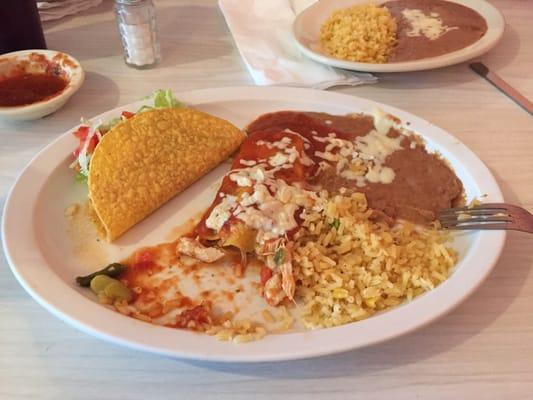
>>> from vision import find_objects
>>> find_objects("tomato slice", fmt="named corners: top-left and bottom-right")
top-left (121, 111), bottom-right (135, 119)
top-left (71, 125), bottom-right (101, 159)
top-left (86, 134), bottom-right (99, 154)
top-left (72, 135), bottom-right (98, 158)
top-left (73, 126), bottom-right (89, 140)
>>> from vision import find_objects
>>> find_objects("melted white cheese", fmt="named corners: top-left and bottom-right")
top-left (239, 184), bottom-right (270, 207)
top-left (234, 178), bottom-right (318, 242)
top-left (402, 8), bottom-right (458, 41)
top-left (372, 108), bottom-right (402, 135)
top-left (315, 150), bottom-right (340, 162)
top-left (355, 130), bottom-right (403, 161)
top-left (229, 173), bottom-right (252, 187)
top-left (205, 195), bottom-right (237, 231)
top-left (311, 109), bottom-right (405, 185)
top-left (229, 165), bottom-right (267, 187)
top-left (239, 159), bottom-right (257, 167)
top-left (268, 142), bottom-right (313, 167)
top-left (204, 136), bottom-right (319, 242)
top-left (365, 165), bottom-right (396, 184)
top-left (269, 152), bottom-right (291, 167)
top-left (257, 137), bottom-right (292, 150)
top-left (284, 129), bottom-right (311, 143)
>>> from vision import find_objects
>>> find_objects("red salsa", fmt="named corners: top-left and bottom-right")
top-left (0, 73), bottom-right (68, 107)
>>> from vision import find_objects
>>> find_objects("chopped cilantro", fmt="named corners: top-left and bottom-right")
top-left (273, 248), bottom-right (285, 266)
top-left (331, 218), bottom-right (340, 230)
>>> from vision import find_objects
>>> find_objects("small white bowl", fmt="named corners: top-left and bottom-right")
top-left (0, 50), bottom-right (84, 121)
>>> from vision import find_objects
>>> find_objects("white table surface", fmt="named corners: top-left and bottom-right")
top-left (1, 0), bottom-right (532, 398)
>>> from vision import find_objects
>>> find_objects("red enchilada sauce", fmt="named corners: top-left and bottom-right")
top-left (0, 73), bottom-right (67, 107)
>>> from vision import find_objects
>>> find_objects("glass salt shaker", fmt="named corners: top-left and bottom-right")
top-left (114, 0), bottom-right (161, 69)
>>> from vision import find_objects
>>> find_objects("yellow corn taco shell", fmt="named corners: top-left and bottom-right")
top-left (88, 108), bottom-right (245, 242)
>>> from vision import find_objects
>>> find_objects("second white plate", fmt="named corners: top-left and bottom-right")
top-left (293, 0), bottom-right (505, 73)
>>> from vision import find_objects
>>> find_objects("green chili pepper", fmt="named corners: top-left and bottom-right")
top-left (76, 263), bottom-right (127, 287)
top-left (102, 280), bottom-right (132, 302)
top-left (89, 275), bottom-right (132, 302)
top-left (89, 274), bottom-right (115, 293)
top-left (331, 218), bottom-right (340, 230)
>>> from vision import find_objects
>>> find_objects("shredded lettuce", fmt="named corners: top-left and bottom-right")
top-left (136, 105), bottom-right (154, 114)
top-left (98, 117), bottom-right (121, 133)
top-left (153, 89), bottom-right (183, 109)
top-left (75, 171), bottom-right (88, 183)
top-left (76, 119), bottom-right (101, 177)
top-left (137, 89), bottom-right (184, 114)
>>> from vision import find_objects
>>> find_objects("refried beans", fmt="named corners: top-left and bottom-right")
top-left (383, 0), bottom-right (488, 62)
top-left (246, 111), bottom-right (464, 225)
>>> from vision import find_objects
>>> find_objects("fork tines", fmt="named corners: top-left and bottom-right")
top-left (439, 203), bottom-right (533, 233)
top-left (439, 204), bottom-right (512, 230)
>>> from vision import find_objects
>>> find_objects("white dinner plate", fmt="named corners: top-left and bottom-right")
top-left (293, 0), bottom-right (505, 73)
top-left (2, 87), bottom-right (505, 362)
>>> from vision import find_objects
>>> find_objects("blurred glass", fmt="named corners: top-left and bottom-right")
top-left (0, 0), bottom-right (47, 55)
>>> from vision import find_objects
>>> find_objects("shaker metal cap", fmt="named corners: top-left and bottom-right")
top-left (115, 0), bottom-right (146, 5)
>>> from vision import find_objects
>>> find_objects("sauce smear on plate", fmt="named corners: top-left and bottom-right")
top-left (0, 73), bottom-right (67, 107)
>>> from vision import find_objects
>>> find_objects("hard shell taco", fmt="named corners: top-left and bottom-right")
top-left (69, 91), bottom-right (246, 241)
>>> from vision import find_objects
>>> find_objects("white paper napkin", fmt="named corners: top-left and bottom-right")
top-left (218, 0), bottom-right (377, 89)
top-left (38, 0), bottom-right (103, 22)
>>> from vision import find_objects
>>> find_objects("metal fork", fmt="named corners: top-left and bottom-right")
top-left (438, 203), bottom-right (533, 233)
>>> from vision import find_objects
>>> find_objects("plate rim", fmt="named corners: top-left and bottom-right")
top-left (2, 86), bottom-right (506, 362)
top-left (292, 0), bottom-right (505, 73)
